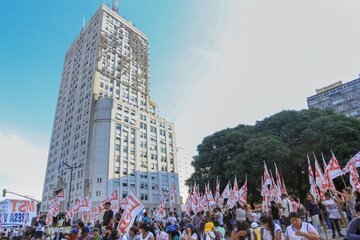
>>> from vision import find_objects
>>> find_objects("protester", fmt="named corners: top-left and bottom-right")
top-left (213, 208), bottom-right (224, 227)
top-left (128, 227), bottom-right (141, 240)
top-left (346, 202), bottom-right (360, 240)
top-left (180, 224), bottom-right (198, 240)
top-left (102, 227), bottom-right (113, 240)
top-left (213, 221), bottom-right (225, 240)
top-left (250, 222), bottom-right (260, 240)
top-left (281, 194), bottom-right (293, 228)
top-left (285, 212), bottom-right (320, 240)
top-left (167, 212), bottom-right (177, 225)
top-left (235, 204), bottom-right (246, 223)
top-left (166, 225), bottom-right (179, 240)
top-left (303, 193), bottom-right (321, 234)
top-left (323, 192), bottom-right (345, 238)
top-left (91, 228), bottom-right (102, 240)
top-left (269, 201), bottom-right (280, 227)
top-left (259, 215), bottom-right (282, 240)
top-left (139, 223), bottom-right (155, 240)
top-left (230, 221), bottom-right (256, 240)
top-left (67, 228), bottom-right (79, 240)
top-left (102, 202), bottom-right (114, 229)
top-left (79, 227), bottom-right (92, 240)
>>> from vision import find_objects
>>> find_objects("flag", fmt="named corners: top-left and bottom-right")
top-left (49, 202), bottom-right (61, 217)
top-left (153, 193), bottom-right (167, 220)
top-left (117, 191), bottom-right (144, 234)
top-left (274, 163), bottom-right (282, 190)
top-left (214, 178), bottom-right (220, 205)
top-left (238, 175), bottom-right (247, 205)
top-left (218, 181), bottom-right (230, 208)
top-left (307, 156), bottom-right (319, 201)
top-left (226, 177), bottom-right (239, 209)
top-left (349, 160), bottom-right (360, 193)
top-left (77, 197), bottom-right (90, 212)
top-left (326, 152), bottom-right (343, 179)
top-left (261, 177), bottom-right (269, 214)
top-left (343, 151), bottom-right (360, 173)
top-left (322, 154), bottom-right (336, 189)
top-left (48, 190), bottom-right (65, 207)
top-left (314, 154), bottom-right (326, 189)
top-left (205, 182), bottom-right (216, 208)
top-left (281, 177), bottom-right (288, 195)
top-left (263, 162), bottom-right (271, 185)
top-left (184, 194), bottom-right (193, 216)
top-left (169, 182), bottom-right (176, 210)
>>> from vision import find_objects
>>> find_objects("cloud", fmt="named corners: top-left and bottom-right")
top-left (0, 132), bottom-right (47, 200)
top-left (168, 0), bottom-right (360, 155)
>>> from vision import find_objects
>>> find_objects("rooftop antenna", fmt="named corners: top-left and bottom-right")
top-left (112, 0), bottom-right (119, 13)
top-left (82, 17), bottom-right (86, 28)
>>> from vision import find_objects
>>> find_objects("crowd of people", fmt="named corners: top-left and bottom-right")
top-left (2, 188), bottom-right (360, 240)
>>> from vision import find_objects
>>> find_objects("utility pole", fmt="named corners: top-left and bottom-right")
top-left (62, 162), bottom-right (83, 209)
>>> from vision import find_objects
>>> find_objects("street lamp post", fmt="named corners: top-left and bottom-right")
top-left (62, 162), bottom-right (83, 209)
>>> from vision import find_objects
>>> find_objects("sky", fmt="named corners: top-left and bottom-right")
top-left (1, 0), bottom-right (360, 200)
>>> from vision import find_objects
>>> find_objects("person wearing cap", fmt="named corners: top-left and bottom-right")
top-left (204, 222), bottom-right (215, 240)
top-left (250, 222), bottom-right (260, 240)
top-left (91, 228), bottom-right (102, 240)
top-left (165, 225), bottom-right (179, 240)
top-left (67, 228), bottom-right (79, 240)
top-left (180, 224), bottom-right (197, 240)
top-left (102, 202), bottom-right (114, 229)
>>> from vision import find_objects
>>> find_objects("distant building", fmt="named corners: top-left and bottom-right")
top-left (177, 147), bottom-right (194, 204)
top-left (41, 4), bottom-right (180, 212)
top-left (307, 77), bottom-right (360, 118)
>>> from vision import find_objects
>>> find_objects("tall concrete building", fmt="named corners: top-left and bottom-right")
top-left (307, 76), bottom-right (360, 118)
top-left (176, 147), bottom-right (194, 204)
top-left (41, 3), bottom-right (180, 212)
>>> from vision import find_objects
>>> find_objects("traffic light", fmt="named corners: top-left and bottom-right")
top-left (2, 189), bottom-right (6, 197)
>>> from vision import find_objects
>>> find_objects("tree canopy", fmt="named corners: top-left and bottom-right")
top-left (187, 109), bottom-right (360, 201)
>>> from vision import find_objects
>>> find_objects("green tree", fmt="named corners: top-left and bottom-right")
top-left (186, 109), bottom-right (360, 201)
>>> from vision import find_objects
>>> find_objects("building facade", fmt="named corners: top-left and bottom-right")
top-left (41, 4), bottom-right (180, 212)
top-left (176, 147), bottom-right (194, 204)
top-left (307, 77), bottom-right (360, 118)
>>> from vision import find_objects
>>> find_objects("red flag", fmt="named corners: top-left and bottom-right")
top-left (226, 176), bottom-right (239, 209)
top-left (169, 182), bottom-right (176, 210)
top-left (349, 160), bottom-right (360, 193)
top-left (263, 162), bottom-right (271, 185)
top-left (307, 156), bottom-right (320, 201)
top-left (281, 177), bottom-right (288, 195)
top-left (274, 163), bottom-right (282, 190)
top-left (117, 191), bottom-right (144, 234)
top-left (326, 152), bottom-right (343, 179)
top-left (322, 155), bottom-right (336, 189)
top-left (205, 182), bottom-right (215, 208)
top-left (343, 151), bottom-right (360, 173)
top-left (238, 175), bottom-right (247, 205)
top-left (314, 155), bottom-right (326, 189)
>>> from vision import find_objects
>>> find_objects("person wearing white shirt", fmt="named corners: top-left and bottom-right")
top-left (259, 215), bottom-right (282, 240)
top-left (323, 193), bottom-right (344, 239)
top-left (285, 212), bottom-right (320, 240)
